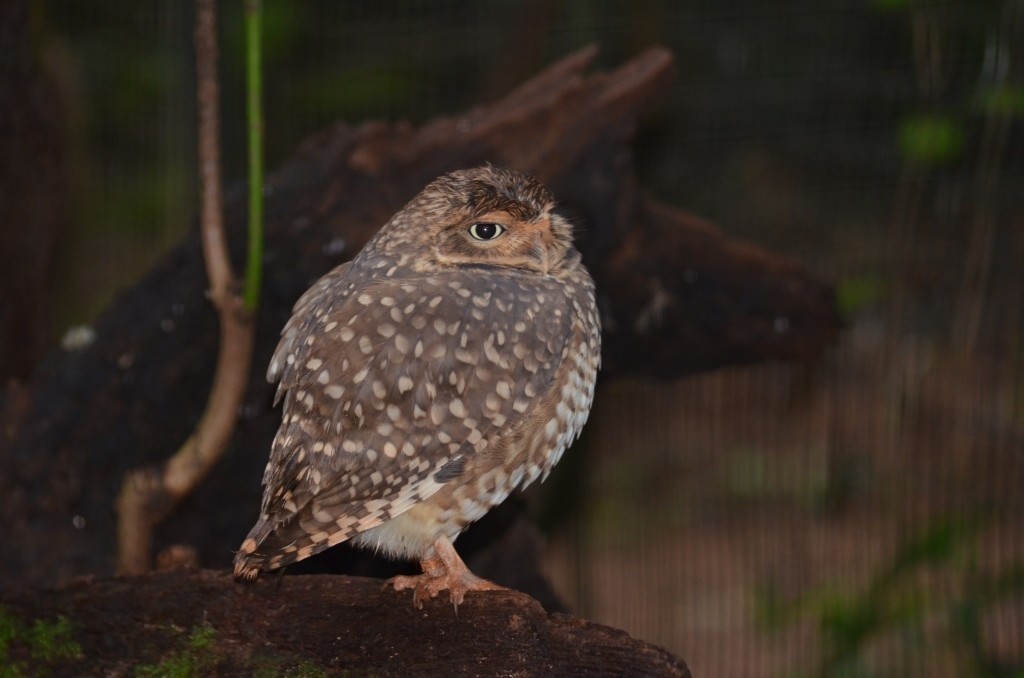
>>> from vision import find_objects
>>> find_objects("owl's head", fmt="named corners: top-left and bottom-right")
top-left (379, 166), bottom-right (577, 276)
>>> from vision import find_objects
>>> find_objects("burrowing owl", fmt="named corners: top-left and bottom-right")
top-left (234, 165), bottom-right (601, 608)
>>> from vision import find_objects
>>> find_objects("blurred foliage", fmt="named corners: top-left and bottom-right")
top-left (757, 517), bottom-right (1024, 677)
top-left (38, 0), bottom-right (1021, 332)
top-left (723, 446), bottom-right (830, 510)
top-left (898, 114), bottom-right (965, 167)
top-left (836, 274), bottom-right (886, 318)
top-left (975, 85), bottom-right (1024, 117)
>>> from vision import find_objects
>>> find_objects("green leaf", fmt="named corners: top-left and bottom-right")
top-left (837, 274), bottom-right (885, 316)
top-left (899, 114), bottom-right (964, 166)
top-left (975, 85), bottom-right (1024, 117)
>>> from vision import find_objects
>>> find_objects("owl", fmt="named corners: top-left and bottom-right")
top-left (234, 165), bottom-right (601, 608)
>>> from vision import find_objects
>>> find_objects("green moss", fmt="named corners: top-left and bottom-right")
top-left (27, 616), bottom-right (83, 663)
top-left (286, 661), bottom-right (330, 677)
top-left (251, 652), bottom-right (334, 678)
top-left (135, 624), bottom-right (219, 678)
top-left (0, 610), bottom-right (340, 677)
top-left (135, 625), bottom-right (335, 678)
top-left (0, 606), bottom-right (82, 677)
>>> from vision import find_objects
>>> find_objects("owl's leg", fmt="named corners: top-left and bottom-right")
top-left (385, 534), bottom-right (503, 610)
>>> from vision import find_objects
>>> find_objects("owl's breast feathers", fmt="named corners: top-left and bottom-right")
top-left (234, 258), bottom-right (599, 577)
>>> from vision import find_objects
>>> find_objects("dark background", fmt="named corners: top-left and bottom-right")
top-left (6, 1), bottom-right (1023, 675)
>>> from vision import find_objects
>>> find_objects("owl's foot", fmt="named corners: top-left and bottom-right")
top-left (385, 534), bottom-right (503, 610)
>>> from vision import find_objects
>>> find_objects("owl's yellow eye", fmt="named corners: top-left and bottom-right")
top-left (468, 223), bottom-right (506, 241)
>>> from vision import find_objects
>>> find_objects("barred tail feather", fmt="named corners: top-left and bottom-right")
top-left (232, 512), bottom-right (345, 580)
top-left (232, 516), bottom-right (307, 580)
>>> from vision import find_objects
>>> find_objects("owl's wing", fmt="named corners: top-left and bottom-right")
top-left (235, 269), bottom-right (573, 574)
top-left (267, 261), bottom-right (353, 402)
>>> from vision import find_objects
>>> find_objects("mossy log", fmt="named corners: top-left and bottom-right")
top-left (0, 569), bottom-right (690, 677)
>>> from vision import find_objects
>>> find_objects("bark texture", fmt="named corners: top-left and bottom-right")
top-left (0, 569), bottom-right (691, 677)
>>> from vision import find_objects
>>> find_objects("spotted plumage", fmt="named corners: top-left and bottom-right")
top-left (234, 166), bottom-right (600, 607)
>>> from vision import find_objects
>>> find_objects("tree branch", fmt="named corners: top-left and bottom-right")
top-left (116, 0), bottom-right (257, 575)
top-left (196, 0), bottom-right (232, 309)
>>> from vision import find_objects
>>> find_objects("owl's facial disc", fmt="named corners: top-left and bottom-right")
top-left (435, 208), bottom-right (565, 274)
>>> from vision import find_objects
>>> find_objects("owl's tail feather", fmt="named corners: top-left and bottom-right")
top-left (233, 513), bottom-right (333, 581)
top-left (232, 516), bottom-right (297, 581)
top-left (232, 518), bottom-right (273, 580)
top-left (233, 556), bottom-right (262, 581)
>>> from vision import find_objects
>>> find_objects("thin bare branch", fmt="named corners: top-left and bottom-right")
top-left (197, 0), bottom-right (232, 307)
top-left (117, 0), bottom-right (256, 575)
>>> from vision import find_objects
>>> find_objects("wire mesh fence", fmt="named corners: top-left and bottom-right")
top-left (35, 1), bottom-right (1024, 675)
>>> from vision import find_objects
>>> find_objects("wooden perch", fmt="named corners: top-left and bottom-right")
top-left (0, 46), bottom-right (842, 591)
top-left (0, 569), bottom-right (690, 676)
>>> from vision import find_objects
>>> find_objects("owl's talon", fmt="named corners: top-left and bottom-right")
top-left (384, 570), bottom-right (502, 610)
top-left (382, 575), bottom-right (427, 608)
top-left (384, 535), bottom-right (504, 611)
